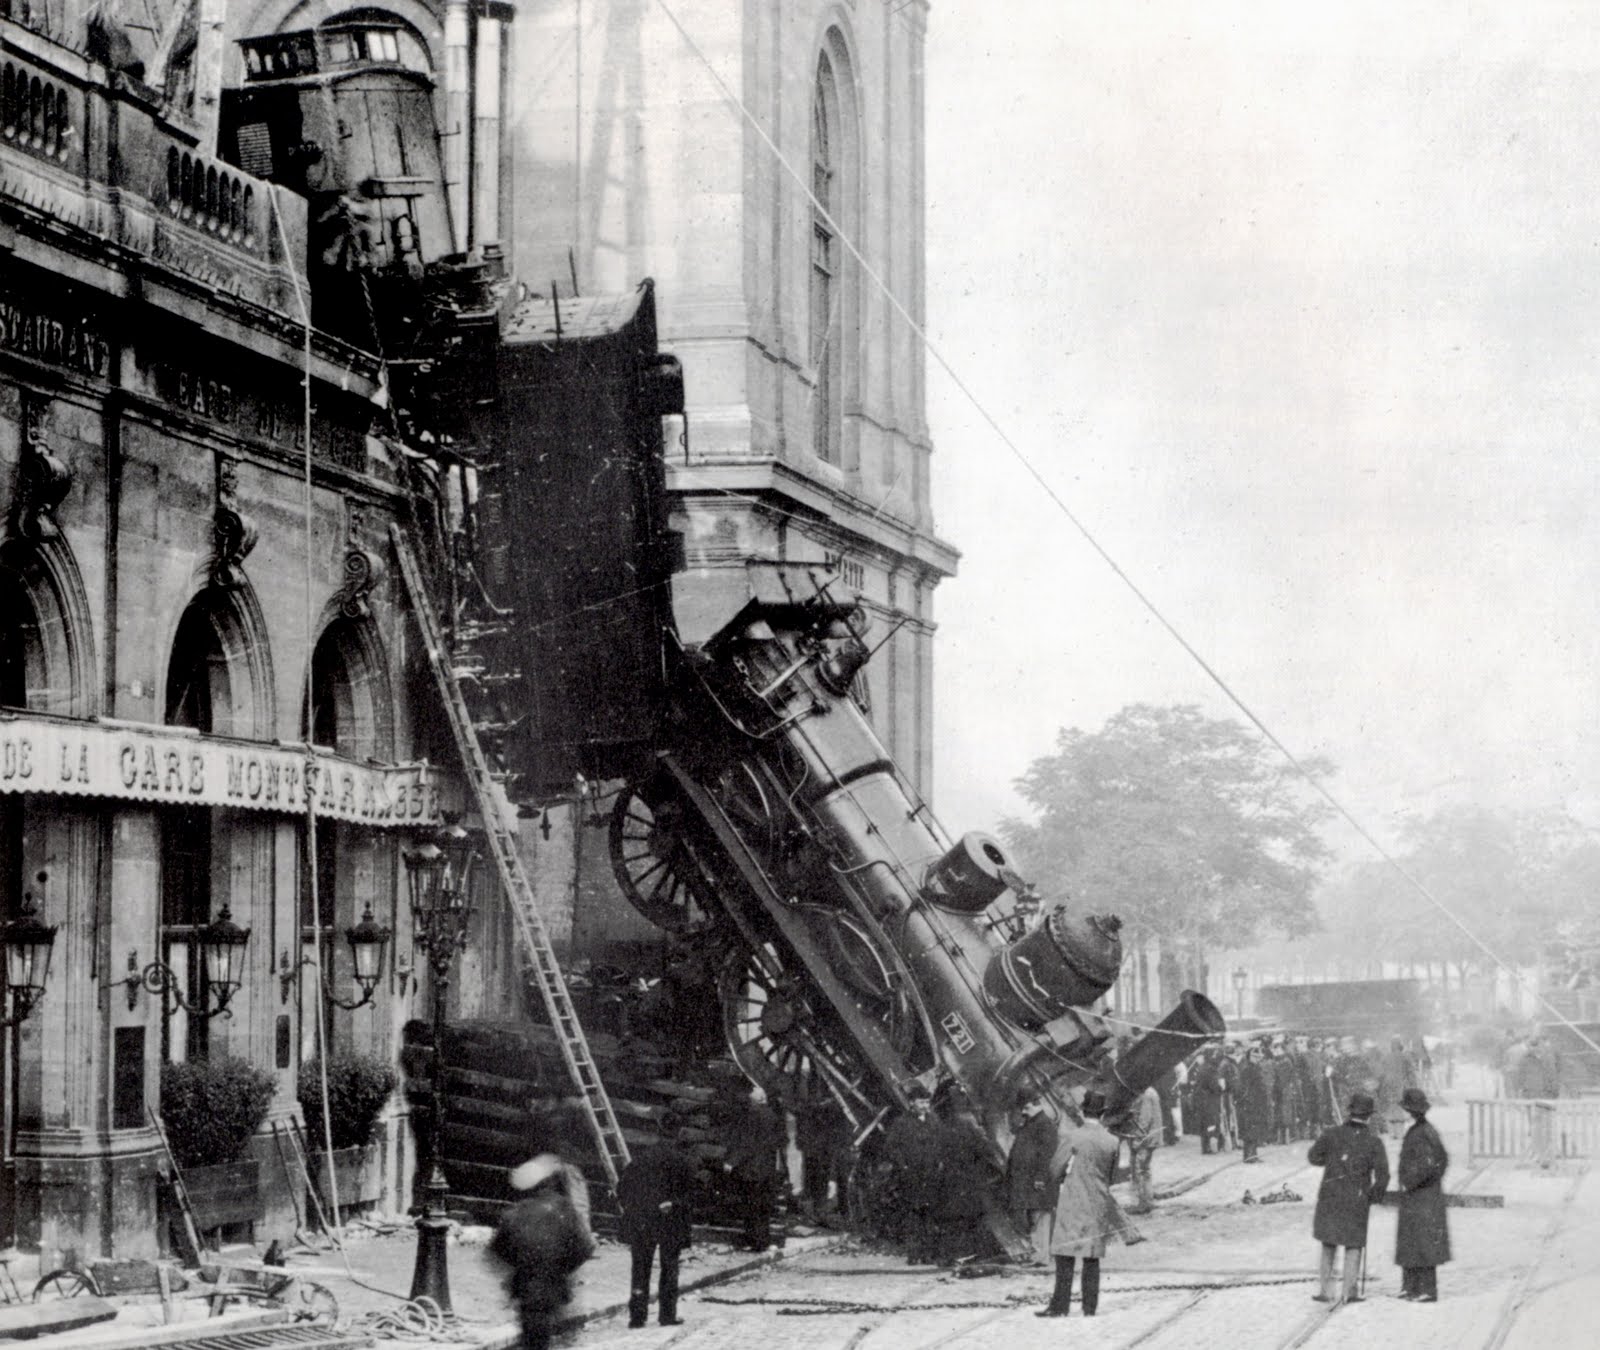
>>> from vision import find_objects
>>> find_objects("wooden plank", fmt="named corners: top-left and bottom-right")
top-left (0, 1296), bottom-right (118, 1340)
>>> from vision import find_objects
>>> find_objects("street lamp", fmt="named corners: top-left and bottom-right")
top-left (401, 825), bottom-right (478, 1313)
top-left (0, 891), bottom-right (58, 1028)
top-left (123, 905), bottom-right (252, 1019)
top-left (279, 903), bottom-right (394, 1010)
top-left (1232, 966), bottom-right (1248, 1022)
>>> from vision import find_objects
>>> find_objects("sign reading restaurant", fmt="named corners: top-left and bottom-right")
top-left (0, 715), bottom-right (450, 827)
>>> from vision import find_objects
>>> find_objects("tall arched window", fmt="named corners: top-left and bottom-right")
top-left (810, 49), bottom-right (844, 465)
top-left (300, 618), bottom-right (393, 1059)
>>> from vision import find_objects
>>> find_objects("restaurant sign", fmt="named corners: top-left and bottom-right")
top-left (0, 716), bottom-right (450, 827)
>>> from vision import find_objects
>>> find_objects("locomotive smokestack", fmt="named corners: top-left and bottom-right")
top-left (1102, 990), bottom-right (1227, 1117)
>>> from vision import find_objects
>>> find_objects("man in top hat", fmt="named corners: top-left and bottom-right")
top-left (1004, 1090), bottom-right (1060, 1263)
top-left (1307, 1092), bottom-right (1390, 1304)
top-left (491, 1154), bottom-right (596, 1350)
top-left (1394, 1087), bottom-right (1450, 1302)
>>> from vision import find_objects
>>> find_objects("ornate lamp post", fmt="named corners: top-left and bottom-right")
top-left (0, 892), bottom-right (58, 1029)
top-left (401, 826), bottom-right (477, 1312)
top-left (1232, 966), bottom-right (1248, 1023)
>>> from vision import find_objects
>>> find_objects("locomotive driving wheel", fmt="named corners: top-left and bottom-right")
top-left (609, 772), bottom-right (717, 933)
top-left (803, 907), bottom-right (932, 1068)
top-left (718, 942), bottom-right (878, 1118)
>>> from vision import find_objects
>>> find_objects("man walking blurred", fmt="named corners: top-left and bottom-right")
top-left (1308, 1092), bottom-right (1390, 1304)
top-left (492, 1155), bottom-right (596, 1350)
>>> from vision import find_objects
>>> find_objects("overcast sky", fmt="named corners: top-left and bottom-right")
top-left (921, 1), bottom-right (1600, 858)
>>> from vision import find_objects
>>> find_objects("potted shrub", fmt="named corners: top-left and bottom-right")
top-left (159, 1058), bottom-right (276, 1236)
top-left (298, 1053), bottom-right (397, 1207)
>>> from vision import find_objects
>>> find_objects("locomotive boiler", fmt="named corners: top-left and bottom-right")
top-left (609, 568), bottom-right (1226, 1145)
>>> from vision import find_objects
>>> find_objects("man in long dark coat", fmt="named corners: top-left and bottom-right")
top-left (1004, 1093), bottom-right (1059, 1263)
top-left (717, 1083), bottom-right (786, 1251)
top-left (1308, 1092), bottom-right (1390, 1304)
top-left (1394, 1087), bottom-right (1449, 1302)
top-left (1191, 1051), bottom-right (1224, 1154)
top-left (1237, 1044), bottom-right (1273, 1163)
top-left (618, 1110), bottom-right (699, 1328)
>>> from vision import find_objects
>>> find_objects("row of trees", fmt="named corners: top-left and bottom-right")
top-left (999, 703), bottom-right (1599, 998)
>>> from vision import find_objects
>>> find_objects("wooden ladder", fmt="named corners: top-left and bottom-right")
top-left (390, 524), bottom-right (630, 1187)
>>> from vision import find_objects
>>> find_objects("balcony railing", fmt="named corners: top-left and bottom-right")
top-left (164, 146), bottom-right (261, 253)
top-left (1, 56), bottom-right (82, 171)
top-left (0, 21), bottom-right (300, 282)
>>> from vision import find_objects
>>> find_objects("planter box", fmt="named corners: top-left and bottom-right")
top-left (181, 1158), bottom-right (262, 1232)
top-left (312, 1143), bottom-right (384, 1209)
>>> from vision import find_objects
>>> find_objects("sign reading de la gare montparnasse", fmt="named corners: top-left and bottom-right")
top-left (0, 717), bottom-right (448, 827)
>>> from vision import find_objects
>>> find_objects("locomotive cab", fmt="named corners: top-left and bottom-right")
top-left (219, 21), bottom-right (458, 343)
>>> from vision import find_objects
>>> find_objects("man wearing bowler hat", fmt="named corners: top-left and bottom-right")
top-left (1308, 1091), bottom-right (1389, 1303)
top-left (1394, 1087), bottom-right (1450, 1302)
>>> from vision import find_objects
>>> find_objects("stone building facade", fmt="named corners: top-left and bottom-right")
top-left (505, 0), bottom-right (958, 794)
top-left (0, 5), bottom-right (466, 1262)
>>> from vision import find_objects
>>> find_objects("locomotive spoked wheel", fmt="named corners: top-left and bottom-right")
top-left (708, 760), bottom-right (780, 868)
top-left (609, 773), bottom-right (717, 933)
top-left (719, 942), bottom-right (876, 1116)
top-left (801, 907), bottom-right (931, 1068)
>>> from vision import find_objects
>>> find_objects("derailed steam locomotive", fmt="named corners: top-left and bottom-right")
top-left (607, 575), bottom-right (1226, 1153)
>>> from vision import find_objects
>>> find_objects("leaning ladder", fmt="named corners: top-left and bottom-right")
top-left (390, 524), bottom-right (631, 1187)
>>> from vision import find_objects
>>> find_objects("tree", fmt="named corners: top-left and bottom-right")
top-left (1318, 805), bottom-right (1596, 986)
top-left (1000, 704), bottom-right (1334, 986)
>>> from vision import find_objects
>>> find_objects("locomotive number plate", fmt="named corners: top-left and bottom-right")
top-left (941, 1011), bottom-right (976, 1054)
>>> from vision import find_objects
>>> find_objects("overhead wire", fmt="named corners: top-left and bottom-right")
top-left (648, 0), bottom-right (1600, 1062)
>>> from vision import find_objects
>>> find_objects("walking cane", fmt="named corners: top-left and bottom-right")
top-left (1359, 1245), bottom-right (1367, 1300)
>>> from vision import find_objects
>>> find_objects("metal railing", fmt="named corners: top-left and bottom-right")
top-left (1467, 1097), bottom-right (1600, 1162)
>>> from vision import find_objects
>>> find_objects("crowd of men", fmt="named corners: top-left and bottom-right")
top-left (1181, 1032), bottom-right (1439, 1161)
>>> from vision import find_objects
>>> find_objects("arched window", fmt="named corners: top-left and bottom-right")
top-left (160, 587), bottom-right (269, 1062)
top-left (810, 50), bottom-right (843, 465)
top-left (300, 618), bottom-right (393, 1058)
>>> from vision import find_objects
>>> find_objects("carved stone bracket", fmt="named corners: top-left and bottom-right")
top-left (11, 394), bottom-right (73, 541)
top-left (339, 545), bottom-right (386, 618)
top-left (338, 502), bottom-right (386, 618)
top-left (211, 454), bottom-right (258, 588)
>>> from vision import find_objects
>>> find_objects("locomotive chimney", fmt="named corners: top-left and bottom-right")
top-left (1101, 990), bottom-right (1227, 1117)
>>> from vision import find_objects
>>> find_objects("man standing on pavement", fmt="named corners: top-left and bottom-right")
top-left (1192, 1049), bottom-right (1224, 1154)
top-left (492, 1154), bottom-right (596, 1350)
top-left (1308, 1092), bottom-right (1390, 1304)
top-left (1004, 1091), bottom-right (1060, 1263)
top-left (1237, 1043), bottom-right (1273, 1164)
top-left (1037, 1090), bottom-right (1122, 1318)
top-left (1512, 1033), bottom-right (1560, 1166)
top-left (1394, 1087), bottom-right (1450, 1303)
top-left (1119, 1084), bottom-right (1163, 1215)
top-left (717, 1080), bottom-right (786, 1250)
top-left (618, 1108), bottom-right (699, 1329)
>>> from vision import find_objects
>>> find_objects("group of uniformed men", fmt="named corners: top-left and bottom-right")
top-left (1186, 1033), bottom-right (1429, 1160)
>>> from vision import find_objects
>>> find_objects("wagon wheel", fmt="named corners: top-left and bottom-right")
top-left (32, 1268), bottom-right (101, 1301)
top-left (718, 941), bottom-right (878, 1119)
top-left (274, 1279), bottom-right (339, 1323)
top-left (609, 773), bottom-right (717, 933)
top-left (802, 907), bottom-right (933, 1070)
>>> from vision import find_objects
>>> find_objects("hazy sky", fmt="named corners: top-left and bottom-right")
top-left (922, 2), bottom-right (1600, 856)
